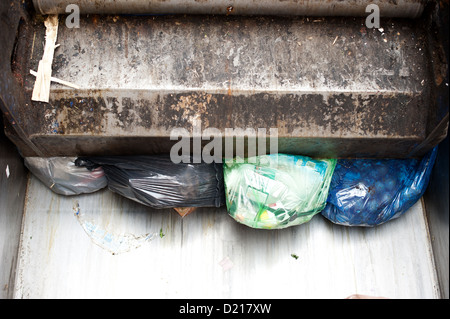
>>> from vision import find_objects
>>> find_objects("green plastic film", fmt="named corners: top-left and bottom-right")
top-left (224, 154), bottom-right (336, 229)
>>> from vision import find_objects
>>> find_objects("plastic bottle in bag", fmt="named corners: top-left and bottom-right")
top-left (321, 146), bottom-right (438, 226)
top-left (224, 153), bottom-right (336, 229)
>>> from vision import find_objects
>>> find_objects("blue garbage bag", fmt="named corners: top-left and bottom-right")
top-left (321, 147), bottom-right (438, 226)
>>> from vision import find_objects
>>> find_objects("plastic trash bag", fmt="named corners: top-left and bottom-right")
top-left (224, 154), bottom-right (336, 229)
top-left (24, 157), bottom-right (107, 196)
top-left (75, 155), bottom-right (225, 209)
top-left (321, 146), bottom-right (438, 227)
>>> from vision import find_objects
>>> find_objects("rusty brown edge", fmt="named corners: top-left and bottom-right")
top-left (0, 0), bottom-right (45, 157)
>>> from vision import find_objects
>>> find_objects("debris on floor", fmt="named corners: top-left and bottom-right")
top-left (173, 207), bottom-right (197, 217)
top-left (218, 256), bottom-right (234, 271)
top-left (73, 200), bottom-right (156, 255)
top-left (30, 69), bottom-right (80, 89)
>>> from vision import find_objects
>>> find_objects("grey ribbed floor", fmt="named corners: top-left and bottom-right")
top-left (14, 174), bottom-right (439, 298)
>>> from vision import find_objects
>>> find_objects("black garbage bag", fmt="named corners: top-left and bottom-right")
top-left (75, 155), bottom-right (225, 209)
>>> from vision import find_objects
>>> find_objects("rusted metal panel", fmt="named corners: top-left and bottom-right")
top-left (32, 0), bottom-right (427, 18)
top-left (14, 14), bottom-right (437, 158)
top-left (0, 0), bottom-right (44, 157)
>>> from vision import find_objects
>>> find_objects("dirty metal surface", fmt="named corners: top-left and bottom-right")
top-left (0, 0), bottom-right (43, 156)
top-left (422, 0), bottom-right (449, 299)
top-left (14, 173), bottom-right (440, 298)
top-left (0, 119), bottom-right (28, 299)
top-left (15, 14), bottom-right (437, 158)
top-left (32, 0), bottom-right (427, 18)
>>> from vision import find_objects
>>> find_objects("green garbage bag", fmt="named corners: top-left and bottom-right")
top-left (224, 154), bottom-right (336, 229)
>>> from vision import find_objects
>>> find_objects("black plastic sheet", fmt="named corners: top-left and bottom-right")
top-left (75, 155), bottom-right (225, 209)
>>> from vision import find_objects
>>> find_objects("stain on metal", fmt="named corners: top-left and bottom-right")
top-left (73, 200), bottom-right (156, 255)
top-left (3, 6), bottom-right (447, 158)
top-left (0, 1), bottom-right (45, 156)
